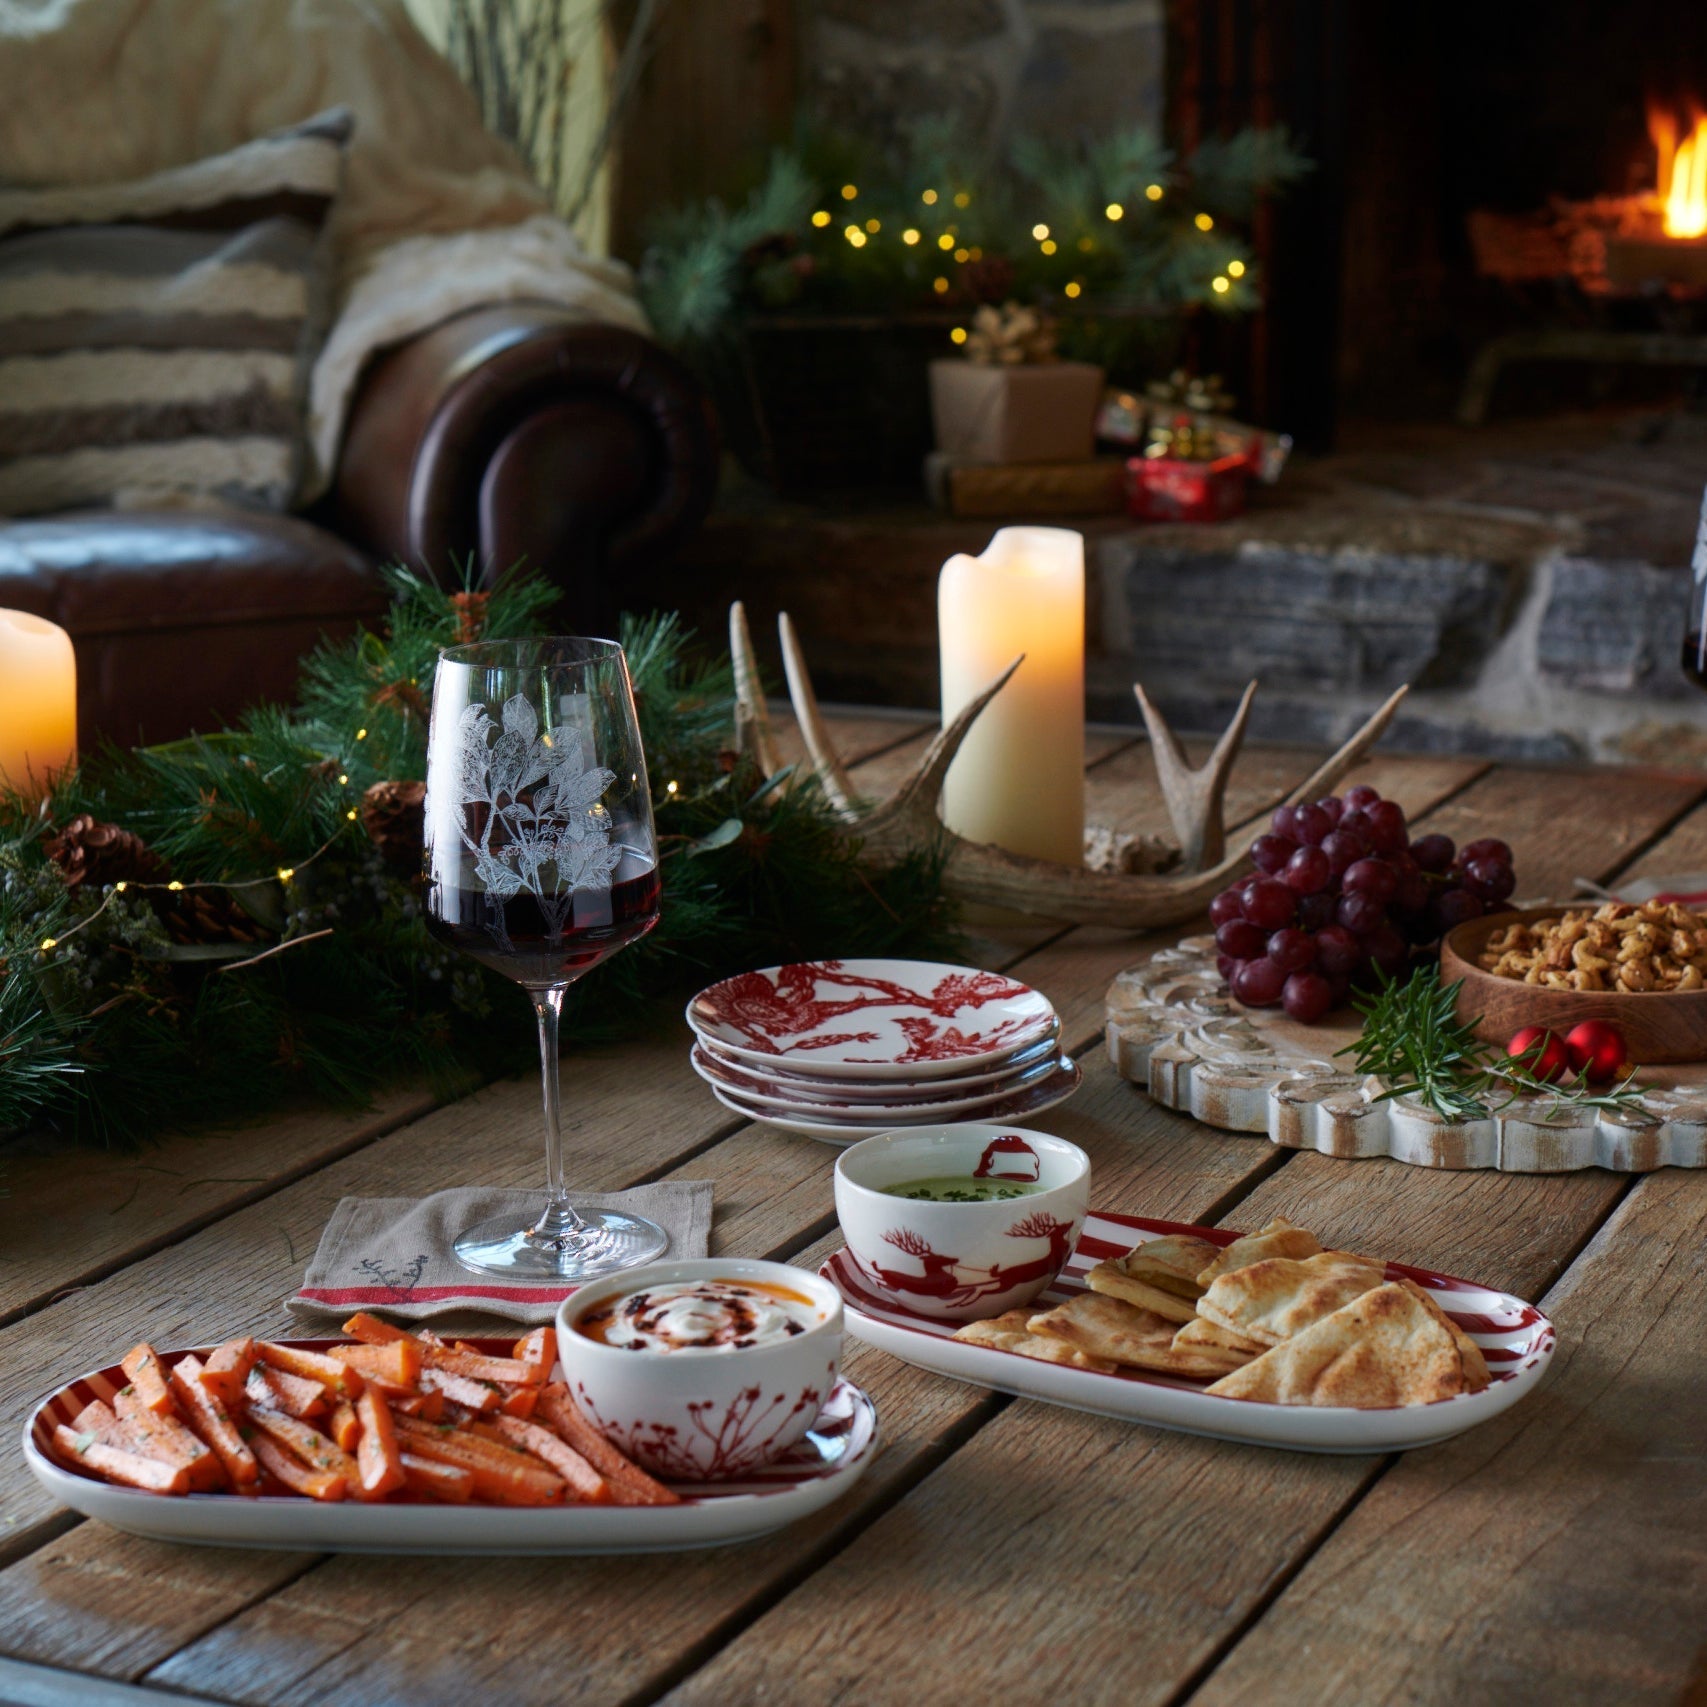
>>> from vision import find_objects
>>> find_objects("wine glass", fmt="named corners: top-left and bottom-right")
top-left (422, 637), bottom-right (669, 1280)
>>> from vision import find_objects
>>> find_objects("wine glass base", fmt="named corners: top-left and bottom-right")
top-left (452, 1209), bottom-right (670, 1281)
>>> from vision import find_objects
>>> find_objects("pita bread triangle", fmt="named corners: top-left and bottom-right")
top-left (1195, 1217), bottom-right (1323, 1286)
top-left (1028, 1293), bottom-right (1239, 1380)
top-left (1205, 1281), bottom-right (1474, 1407)
top-left (1197, 1251), bottom-right (1387, 1347)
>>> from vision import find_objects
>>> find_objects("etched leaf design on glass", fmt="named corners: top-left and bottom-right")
top-left (453, 691), bottom-right (621, 914)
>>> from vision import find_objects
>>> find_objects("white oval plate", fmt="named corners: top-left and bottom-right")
top-left (691, 1044), bottom-right (1066, 1119)
top-left (693, 1028), bottom-right (1063, 1105)
top-left (23, 1345), bottom-right (878, 1555)
top-left (708, 1059), bottom-right (1084, 1144)
top-left (687, 959), bottom-right (1057, 1080)
top-left (825, 1211), bottom-right (1554, 1455)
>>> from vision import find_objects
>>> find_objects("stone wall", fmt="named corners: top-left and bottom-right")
top-left (799, 0), bottom-right (1165, 157)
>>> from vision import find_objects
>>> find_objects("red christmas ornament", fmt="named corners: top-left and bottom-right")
top-left (1506, 1024), bottom-right (1572, 1083)
top-left (1563, 1019), bottom-right (1629, 1084)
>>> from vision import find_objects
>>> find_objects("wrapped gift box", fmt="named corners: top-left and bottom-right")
top-left (929, 360), bottom-right (1105, 464)
top-left (1124, 452), bottom-right (1250, 522)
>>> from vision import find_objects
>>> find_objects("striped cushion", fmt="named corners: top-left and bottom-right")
top-left (0, 109), bottom-right (351, 515)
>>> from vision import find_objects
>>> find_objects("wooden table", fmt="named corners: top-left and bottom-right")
top-left (3, 718), bottom-right (1705, 1707)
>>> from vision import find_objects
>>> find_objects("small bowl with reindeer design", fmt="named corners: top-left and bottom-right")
top-left (557, 1258), bottom-right (844, 1480)
top-left (834, 1124), bottom-right (1091, 1324)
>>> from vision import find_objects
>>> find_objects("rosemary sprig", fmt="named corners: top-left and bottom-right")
top-left (1336, 966), bottom-right (1646, 1123)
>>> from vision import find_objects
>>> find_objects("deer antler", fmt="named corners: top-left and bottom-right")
top-left (1135, 678), bottom-right (1256, 873)
top-left (732, 609), bottom-right (1409, 930)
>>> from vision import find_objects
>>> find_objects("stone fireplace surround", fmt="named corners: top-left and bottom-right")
top-left (666, 410), bottom-right (1707, 766)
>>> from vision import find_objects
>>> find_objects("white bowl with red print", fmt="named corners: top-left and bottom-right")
top-left (557, 1258), bottom-right (844, 1481)
top-left (687, 958), bottom-right (1058, 1081)
top-left (833, 1125), bottom-right (1091, 1324)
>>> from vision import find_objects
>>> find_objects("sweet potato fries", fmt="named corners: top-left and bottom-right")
top-left (50, 1316), bottom-right (678, 1507)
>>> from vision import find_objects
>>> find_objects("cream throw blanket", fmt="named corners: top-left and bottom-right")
top-left (0, 0), bottom-right (648, 497)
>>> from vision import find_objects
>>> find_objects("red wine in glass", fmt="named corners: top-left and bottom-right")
top-left (426, 850), bottom-right (661, 984)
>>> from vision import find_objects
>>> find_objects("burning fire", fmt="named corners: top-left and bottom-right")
top-left (1650, 102), bottom-right (1707, 239)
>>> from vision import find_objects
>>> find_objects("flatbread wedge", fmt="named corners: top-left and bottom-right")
top-left (1205, 1281), bottom-right (1475, 1408)
top-left (1085, 1234), bottom-right (1220, 1323)
top-left (1173, 1315), bottom-right (1264, 1359)
top-left (1196, 1251), bottom-right (1387, 1348)
top-left (1027, 1294), bottom-right (1240, 1381)
top-left (1395, 1279), bottom-right (1490, 1393)
top-left (1195, 1217), bottom-right (1323, 1286)
top-left (953, 1310), bottom-right (1117, 1372)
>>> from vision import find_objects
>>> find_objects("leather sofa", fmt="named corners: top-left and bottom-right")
top-left (0, 307), bottom-right (718, 749)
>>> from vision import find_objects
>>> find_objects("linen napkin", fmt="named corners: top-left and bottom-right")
top-left (286, 1184), bottom-right (714, 1325)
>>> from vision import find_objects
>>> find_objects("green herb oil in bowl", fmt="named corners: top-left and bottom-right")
top-left (880, 1177), bottom-right (1044, 1203)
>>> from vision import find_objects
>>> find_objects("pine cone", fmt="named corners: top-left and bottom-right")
top-left (159, 887), bottom-right (273, 946)
top-left (43, 815), bottom-right (171, 890)
top-left (361, 779), bottom-right (426, 871)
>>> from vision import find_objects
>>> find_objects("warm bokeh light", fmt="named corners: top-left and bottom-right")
top-left (1145, 183), bottom-right (1164, 201)
top-left (954, 191), bottom-right (971, 208)
top-left (1064, 281), bottom-right (1082, 298)
top-left (1040, 238), bottom-right (1058, 255)
top-left (954, 247), bottom-right (969, 262)
top-left (1211, 275), bottom-right (1231, 293)
top-left (1195, 212), bottom-right (1214, 231)
top-left (922, 188), bottom-right (938, 205)
top-left (1032, 223), bottom-right (1050, 240)
top-left (938, 233), bottom-right (955, 250)
top-left (865, 218), bottom-right (881, 233)
top-left (902, 227), bottom-right (921, 245)
top-left (933, 276), bottom-right (950, 293)
top-left (841, 183), bottom-right (859, 200)
top-left (811, 210), bottom-right (831, 228)
top-left (1105, 202), bottom-right (1124, 220)
top-left (950, 326), bottom-right (968, 344)
top-left (1228, 259), bottom-right (1246, 277)
top-left (845, 225), bottom-right (867, 247)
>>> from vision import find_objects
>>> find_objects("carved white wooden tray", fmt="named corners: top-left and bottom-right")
top-left (1105, 936), bottom-right (1707, 1172)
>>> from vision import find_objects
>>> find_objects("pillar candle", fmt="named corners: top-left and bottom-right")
top-left (938, 526), bottom-right (1085, 864)
top-left (0, 609), bottom-right (76, 792)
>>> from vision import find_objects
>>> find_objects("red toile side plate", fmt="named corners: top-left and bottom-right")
top-left (825, 1213), bottom-right (1554, 1455)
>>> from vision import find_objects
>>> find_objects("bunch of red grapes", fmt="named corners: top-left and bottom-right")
top-left (1211, 784), bottom-right (1516, 1024)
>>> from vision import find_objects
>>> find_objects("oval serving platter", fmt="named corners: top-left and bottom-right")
top-left (24, 1340), bottom-right (878, 1555)
top-left (824, 1212), bottom-right (1554, 1455)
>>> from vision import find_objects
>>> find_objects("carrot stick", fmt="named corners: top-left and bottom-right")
top-left (246, 1406), bottom-right (359, 1486)
top-left (488, 1415), bottom-right (610, 1503)
top-left (246, 1363), bottom-right (330, 1419)
top-left (327, 1341), bottom-right (423, 1389)
top-left (391, 1418), bottom-right (565, 1506)
top-left (422, 1346), bottom-right (537, 1385)
top-left (55, 1423), bottom-right (189, 1494)
top-left (257, 1341), bottom-right (363, 1398)
top-left (512, 1326), bottom-right (557, 1377)
top-left (328, 1400), bottom-right (361, 1454)
top-left (399, 1452), bottom-right (474, 1503)
top-left (497, 1385), bottom-right (539, 1419)
top-left (113, 1387), bottom-right (226, 1491)
top-left (198, 1337), bottom-right (257, 1407)
top-left (170, 1355), bottom-right (259, 1486)
top-left (119, 1344), bottom-right (174, 1415)
top-left (354, 1388), bottom-right (407, 1500)
top-left (535, 1385), bottom-right (680, 1506)
top-left (341, 1311), bottom-right (410, 1346)
top-left (251, 1435), bottom-right (346, 1501)
top-left (419, 1367), bottom-right (500, 1412)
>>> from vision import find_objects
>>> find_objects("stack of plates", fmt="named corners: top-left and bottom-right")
top-left (686, 958), bottom-right (1081, 1145)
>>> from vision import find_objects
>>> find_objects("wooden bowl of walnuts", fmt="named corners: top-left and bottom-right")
top-left (1439, 902), bottom-right (1707, 1065)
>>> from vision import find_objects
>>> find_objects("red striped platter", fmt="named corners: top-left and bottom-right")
top-left (824, 1213), bottom-right (1555, 1455)
top-left (22, 1341), bottom-right (878, 1555)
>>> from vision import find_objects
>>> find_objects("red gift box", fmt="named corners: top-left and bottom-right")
top-left (1123, 452), bottom-right (1250, 522)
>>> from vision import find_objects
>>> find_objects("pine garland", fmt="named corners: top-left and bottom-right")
top-left (0, 567), bottom-right (960, 1150)
top-left (639, 119), bottom-right (1312, 363)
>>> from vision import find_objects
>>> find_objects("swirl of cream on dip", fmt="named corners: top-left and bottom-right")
top-left (598, 1280), bottom-right (818, 1353)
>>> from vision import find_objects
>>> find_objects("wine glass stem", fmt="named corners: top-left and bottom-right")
top-left (530, 984), bottom-right (585, 1244)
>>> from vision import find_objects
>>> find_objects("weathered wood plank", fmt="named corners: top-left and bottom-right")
top-left (1417, 764), bottom-right (1705, 901)
top-left (1192, 1170), bottom-right (1707, 1707)
top-left (0, 1089), bottom-right (440, 1331)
